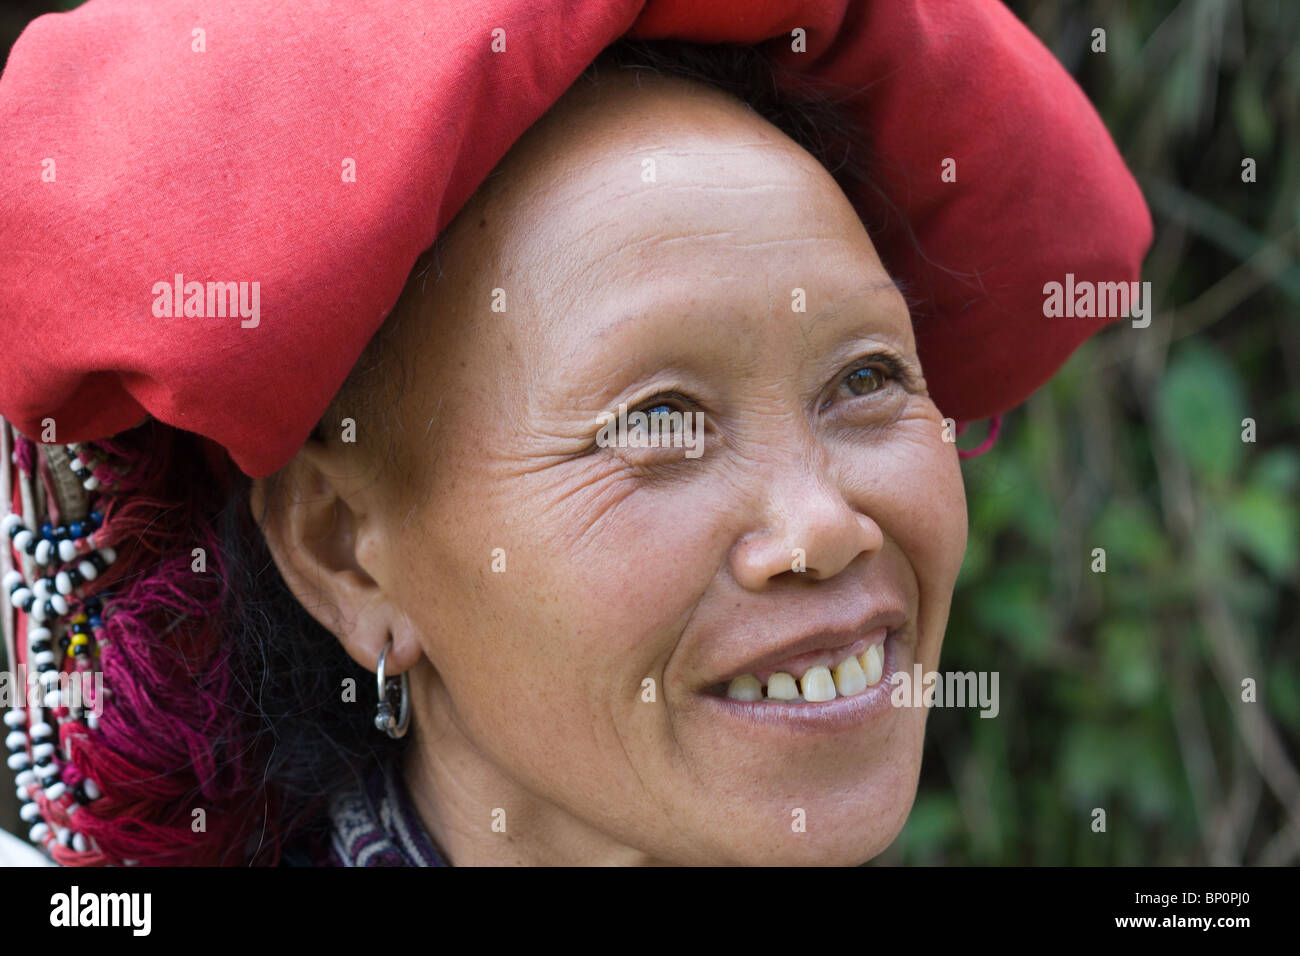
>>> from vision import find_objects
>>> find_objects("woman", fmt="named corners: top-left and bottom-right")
top-left (0, 1), bottom-right (1150, 866)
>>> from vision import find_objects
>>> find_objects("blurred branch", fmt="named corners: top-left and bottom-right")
top-left (1144, 179), bottom-right (1300, 302)
top-left (1168, 646), bottom-right (1224, 862)
top-left (1170, 227), bottom-right (1300, 341)
top-left (1142, 385), bottom-right (1300, 862)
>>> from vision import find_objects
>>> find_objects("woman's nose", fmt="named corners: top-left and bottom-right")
top-left (728, 453), bottom-right (884, 590)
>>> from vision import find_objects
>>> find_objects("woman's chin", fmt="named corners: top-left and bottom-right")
top-left (662, 765), bottom-right (921, 865)
top-left (700, 800), bottom-right (913, 866)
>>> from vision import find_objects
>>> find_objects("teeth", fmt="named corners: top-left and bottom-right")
top-left (721, 641), bottom-right (888, 704)
top-left (799, 665), bottom-right (836, 702)
top-left (765, 672), bottom-right (799, 700)
top-left (860, 643), bottom-right (884, 686)
top-left (832, 655), bottom-right (867, 696)
top-left (726, 675), bottom-right (763, 702)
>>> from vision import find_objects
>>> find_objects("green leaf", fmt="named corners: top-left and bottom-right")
top-left (1156, 344), bottom-right (1248, 483)
top-left (1223, 485), bottom-right (1298, 579)
top-left (1100, 619), bottom-right (1160, 705)
top-left (971, 573), bottom-right (1053, 661)
top-left (1250, 447), bottom-right (1300, 494)
top-left (1231, 71), bottom-right (1274, 153)
top-left (1092, 499), bottom-right (1170, 568)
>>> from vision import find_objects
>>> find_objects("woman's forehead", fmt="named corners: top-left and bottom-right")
top-left (443, 71), bottom-right (878, 318)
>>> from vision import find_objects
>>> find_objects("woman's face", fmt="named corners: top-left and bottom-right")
top-left (368, 72), bottom-right (968, 864)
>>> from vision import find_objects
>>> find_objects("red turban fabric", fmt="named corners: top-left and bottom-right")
top-left (0, 0), bottom-right (1152, 477)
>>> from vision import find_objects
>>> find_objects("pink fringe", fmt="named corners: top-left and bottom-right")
top-left (27, 424), bottom-right (277, 866)
top-left (957, 414), bottom-right (1003, 459)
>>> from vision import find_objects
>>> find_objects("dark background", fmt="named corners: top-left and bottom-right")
top-left (2, 0), bottom-right (1296, 865)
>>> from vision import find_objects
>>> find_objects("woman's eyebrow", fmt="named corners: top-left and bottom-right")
top-left (581, 275), bottom-right (907, 345)
top-left (802, 276), bottom-right (911, 331)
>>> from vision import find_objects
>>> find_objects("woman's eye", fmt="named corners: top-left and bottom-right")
top-left (842, 365), bottom-right (887, 396)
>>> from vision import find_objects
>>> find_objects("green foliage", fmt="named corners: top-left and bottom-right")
top-left (894, 0), bottom-right (1300, 865)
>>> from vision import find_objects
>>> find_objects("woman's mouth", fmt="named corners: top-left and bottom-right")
top-left (697, 629), bottom-right (905, 733)
top-left (704, 628), bottom-right (889, 703)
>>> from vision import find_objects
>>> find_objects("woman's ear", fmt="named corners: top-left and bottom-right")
top-left (249, 438), bottom-right (421, 676)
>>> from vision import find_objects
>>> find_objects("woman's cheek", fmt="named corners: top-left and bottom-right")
top-left (871, 406), bottom-right (969, 580)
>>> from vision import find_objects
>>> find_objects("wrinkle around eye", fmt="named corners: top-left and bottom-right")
top-left (526, 449), bottom-right (649, 546)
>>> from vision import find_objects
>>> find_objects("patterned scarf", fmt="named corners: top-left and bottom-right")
top-left (309, 758), bottom-right (451, 867)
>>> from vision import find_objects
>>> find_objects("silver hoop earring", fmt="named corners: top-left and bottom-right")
top-left (374, 638), bottom-right (411, 739)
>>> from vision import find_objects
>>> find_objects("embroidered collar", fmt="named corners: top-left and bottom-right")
top-left (325, 758), bottom-right (450, 867)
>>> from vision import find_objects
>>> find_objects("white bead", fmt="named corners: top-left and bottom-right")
top-left (39, 670), bottom-right (60, 689)
top-left (13, 529), bottom-right (32, 551)
top-left (50, 594), bottom-right (67, 616)
top-left (3, 709), bottom-right (25, 729)
top-left (86, 714), bottom-right (99, 731)
top-left (101, 546), bottom-right (117, 565)
top-left (10, 586), bottom-right (32, 608)
top-left (82, 778), bottom-right (102, 800)
top-left (58, 539), bottom-right (77, 562)
top-left (45, 781), bottom-right (68, 801)
top-left (78, 560), bottom-right (97, 581)
top-left (34, 539), bottom-right (53, 565)
top-left (0, 514), bottom-right (21, 535)
top-left (55, 571), bottom-right (72, 595)
top-left (5, 730), bottom-right (25, 750)
top-left (29, 721), bottom-right (53, 741)
top-left (15, 769), bottom-right (36, 788)
top-left (2, 569), bottom-right (22, 591)
top-left (44, 689), bottom-right (62, 709)
top-left (33, 578), bottom-right (52, 599)
top-left (72, 833), bottom-right (87, 853)
top-left (30, 601), bottom-right (46, 623)
top-left (31, 742), bottom-right (55, 761)
top-left (83, 475), bottom-right (100, 491)
top-left (19, 801), bottom-right (41, 823)
top-left (29, 822), bottom-right (49, 843)
top-left (6, 751), bottom-right (30, 770)
top-left (35, 761), bottom-right (60, 780)
top-left (27, 626), bottom-right (51, 644)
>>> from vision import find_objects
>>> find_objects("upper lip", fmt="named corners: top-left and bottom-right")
top-left (702, 604), bottom-right (908, 689)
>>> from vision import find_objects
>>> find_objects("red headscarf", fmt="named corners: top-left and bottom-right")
top-left (0, 0), bottom-right (1150, 475)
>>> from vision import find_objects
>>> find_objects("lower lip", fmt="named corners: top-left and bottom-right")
top-left (696, 632), bottom-right (903, 735)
